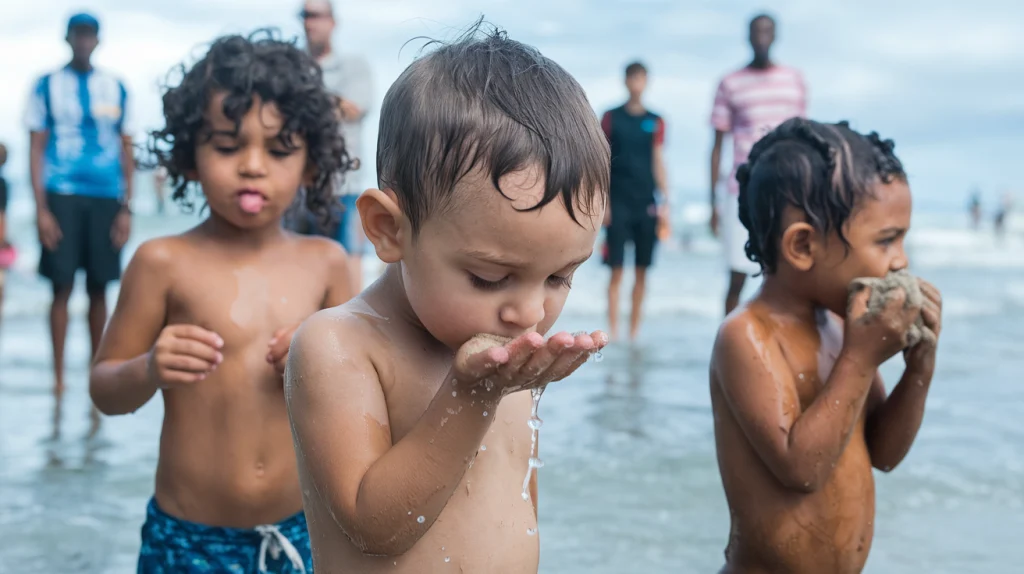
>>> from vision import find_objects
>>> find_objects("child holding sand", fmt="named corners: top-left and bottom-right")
top-left (284, 24), bottom-right (610, 573)
top-left (710, 118), bottom-right (942, 574)
top-left (89, 32), bottom-right (353, 573)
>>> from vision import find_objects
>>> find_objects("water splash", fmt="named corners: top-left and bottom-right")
top-left (521, 386), bottom-right (546, 501)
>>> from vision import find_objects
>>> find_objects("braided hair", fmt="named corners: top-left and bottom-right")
top-left (736, 118), bottom-right (905, 274)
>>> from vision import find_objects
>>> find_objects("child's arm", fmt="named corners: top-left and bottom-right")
top-left (715, 317), bottom-right (876, 493)
top-left (714, 288), bottom-right (921, 493)
top-left (286, 316), bottom-right (599, 556)
top-left (90, 240), bottom-right (223, 414)
top-left (864, 281), bottom-right (942, 471)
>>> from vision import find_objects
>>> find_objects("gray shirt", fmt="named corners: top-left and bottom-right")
top-left (320, 51), bottom-right (373, 196)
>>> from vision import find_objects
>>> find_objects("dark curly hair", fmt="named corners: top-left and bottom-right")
top-left (146, 29), bottom-right (351, 221)
top-left (736, 118), bottom-right (906, 275)
top-left (377, 19), bottom-right (609, 235)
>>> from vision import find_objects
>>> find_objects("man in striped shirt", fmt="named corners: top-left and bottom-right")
top-left (709, 13), bottom-right (807, 314)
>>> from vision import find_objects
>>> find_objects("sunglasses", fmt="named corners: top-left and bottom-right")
top-left (299, 10), bottom-right (331, 20)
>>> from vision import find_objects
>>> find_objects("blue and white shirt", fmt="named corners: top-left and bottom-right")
top-left (23, 66), bottom-right (131, 198)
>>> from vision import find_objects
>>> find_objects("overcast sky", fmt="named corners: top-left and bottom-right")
top-left (0, 0), bottom-right (1020, 210)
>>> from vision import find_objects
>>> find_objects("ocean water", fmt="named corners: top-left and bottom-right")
top-left (0, 188), bottom-right (1022, 573)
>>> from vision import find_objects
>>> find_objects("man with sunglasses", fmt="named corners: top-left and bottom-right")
top-left (288, 0), bottom-right (373, 294)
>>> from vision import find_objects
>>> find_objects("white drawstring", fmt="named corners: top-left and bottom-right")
top-left (255, 524), bottom-right (307, 573)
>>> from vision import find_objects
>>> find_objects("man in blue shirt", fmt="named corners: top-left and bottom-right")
top-left (24, 13), bottom-right (133, 415)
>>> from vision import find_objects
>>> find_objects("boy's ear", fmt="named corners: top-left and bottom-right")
top-left (779, 221), bottom-right (817, 272)
top-left (358, 188), bottom-right (407, 264)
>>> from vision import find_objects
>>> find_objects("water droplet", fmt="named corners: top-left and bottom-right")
top-left (482, 411), bottom-right (488, 417)
top-left (593, 351), bottom-right (604, 363)
top-left (484, 380), bottom-right (495, 392)
top-left (835, 400), bottom-right (839, 405)
top-left (526, 528), bottom-right (537, 536)
top-left (452, 391), bottom-right (457, 397)
top-left (444, 556), bottom-right (451, 563)
top-left (480, 444), bottom-right (487, 451)
top-left (417, 515), bottom-right (425, 523)
top-left (407, 511), bottom-right (412, 515)
top-left (798, 373), bottom-right (805, 380)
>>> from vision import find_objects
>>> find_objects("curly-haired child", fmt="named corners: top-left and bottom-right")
top-left (89, 30), bottom-right (355, 573)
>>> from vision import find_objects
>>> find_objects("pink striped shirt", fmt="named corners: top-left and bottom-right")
top-left (711, 65), bottom-right (807, 194)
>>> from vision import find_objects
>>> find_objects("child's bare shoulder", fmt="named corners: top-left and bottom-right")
top-left (290, 299), bottom-right (389, 377)
top-left (714, 303), bottom-right (775, 355)
top-left (126, 235), bottom-right (195, 276)
top-left (288, 233), bottom-right (350, 263)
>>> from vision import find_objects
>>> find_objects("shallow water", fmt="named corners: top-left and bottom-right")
top-left (1, 205), bottom-right (1023, 573)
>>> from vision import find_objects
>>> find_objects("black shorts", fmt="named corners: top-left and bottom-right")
top-left (0, 177), bottom-right (8, 212)
top-left (39, 193), bottom-right (123, 289)
top-left (603, 203), bottom-right (658, 268)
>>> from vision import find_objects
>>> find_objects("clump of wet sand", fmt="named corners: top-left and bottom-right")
top-left (849, 269), bottom-right (935, 348)
top-left (461, 333), bottom-right (514, 356)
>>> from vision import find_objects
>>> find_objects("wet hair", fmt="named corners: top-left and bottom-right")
top-left (376, 19), bottom-right (609, 234)
top-left (625, 62), bottom-right (647, 77)
top-left (147, 29), bottom-right (350, 219)
top-left (736, 118), bottom-right (906, 274)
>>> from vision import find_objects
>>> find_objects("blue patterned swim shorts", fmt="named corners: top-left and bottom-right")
top-left (137, 498), bottom-right (313, 574)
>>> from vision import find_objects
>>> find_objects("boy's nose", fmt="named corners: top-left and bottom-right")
top-left (499, 298), bottom-right (546, 331)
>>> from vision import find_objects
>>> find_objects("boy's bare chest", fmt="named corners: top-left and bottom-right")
top-left (167, 262), bottom-right (324, 346)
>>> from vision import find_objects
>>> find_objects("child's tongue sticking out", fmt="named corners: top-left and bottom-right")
top-left (238, 191), bottom-right (266, 214)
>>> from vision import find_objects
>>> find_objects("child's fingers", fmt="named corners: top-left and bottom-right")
top-left (501, 332), bottom-right (545, 373)
top-left (171, 325), bottom-right (225, 349)
top-left (159, 369), bottom-right (208, 387)
top-left (170, 338), bottom-right (223, 365)
top-left (921, 300), bottom-right (941, 333)
top-left (519, 333), bottom-right (574, 380)
top-left (919, 281), bottom-right (942, 308)
top-left (163, 354), bottom-right (217, 374)
top-left (541, 333), bottom-right (596, 381)
top-left (847, 285), bottom-right (871, 319)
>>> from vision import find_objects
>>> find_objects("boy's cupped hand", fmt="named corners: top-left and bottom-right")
top-left (147, 325), bottom-right (224, 388)
top-left (453, 330), bottom-right (608, 399)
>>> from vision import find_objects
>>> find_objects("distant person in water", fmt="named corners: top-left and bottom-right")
top-left (0, 143), bottom-right (12, 349)
top-left (24, 13), bottom-right (133, 433)
top-left (709, 13), bottom-right (807, 315)
top-left (710, 118), bottom-right (942, 574)
top-left (601, 61), bottom-right (669, 342)
top-left (994, 192), bottom-right (1012, 238)
top-left (968, 188), bottom-right (982, 230)
top-left (284, 23), bottom-right (608, 572)
top-left (89, 31), bottom-right (354, 573)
